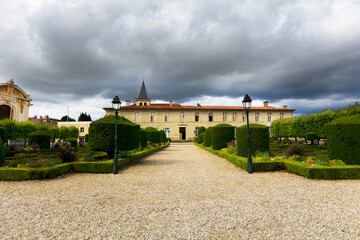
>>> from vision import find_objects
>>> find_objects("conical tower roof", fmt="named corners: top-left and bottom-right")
top-left (137, 81), bottom-right (149, 99)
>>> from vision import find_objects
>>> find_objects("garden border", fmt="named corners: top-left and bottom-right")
top-left (196, 143), bottom-right (360, 180)
top-left (0, 145), bottom-right (168, 181)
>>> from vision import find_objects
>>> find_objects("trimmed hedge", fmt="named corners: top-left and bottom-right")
top-left (0, 145), bottom-right (168, 181)
top-left (66, 138), bottom-right (77, 148)
top-left (89, 116), bottom-right (140, 158)
top-left (305, 132), bottom-right (318, 144)
top-left (198, 132), bottom-right (205, 144)
top-left (197, 127), bottom-right (206, 143)
top-left (28, 131), bottom-right (51, 149)
top-left (203, 127), bottom-right (213, 147)
top-left (211, 124), bottom-right (235, 150)
top-left (0, 138), bottom-right (5, 167)
top-left (85, 134), bottom-right (89, 143)
top-left (237, 124), bottom-right (270, 157)
top-left (160, 130), bottom-right (166, 144)
top-left (139, 129), bottom-right (148, 149)
top-left (144, 127), bottom-right (161, 145)
top-left (326, 114), bottom-right (360, 165)
top-left (197, 143), bottom-right (360, 180)
top-left (0, 127), bottom-right (5, 140)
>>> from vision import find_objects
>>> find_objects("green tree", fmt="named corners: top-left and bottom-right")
top-left (59, 126), bottom-right (70, 140)
top-left (18, 121), bottom-right (36, 147)
top-left (36, 124), bottom-right (49, 133)
top-left (0, 119), bottom-right (19, 146)
top-left (60, 115), bottom-right (76, 122)
top-left (68, 126), bottom-right (79, 139)
top-left (78, 112), bottom-right (92, 121)
top-left (48, 127), bottom-right (60, 144)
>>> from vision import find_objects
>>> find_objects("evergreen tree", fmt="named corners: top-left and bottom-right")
top-left (60, 115), bottom-right (76, 122)
top-left (78, 112), bottom-right (92, 121)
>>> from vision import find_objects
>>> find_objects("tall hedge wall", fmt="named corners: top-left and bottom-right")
top-left (89, 116), bottom-right (140, 158)
top-left (326, 114), bottom-right (360, 165)
top-left (28, 131), bottom-right (51, 149)
top-left (212, 124), bottom-right (235, 150)
top-left (203, 127), bottom-right (213, 147)
top-left (139, 129), bottom-right (148, 149)
top-left (144, 127), bottom-right (161, 145)
top-left (237, 124), bottom-right (270, 157)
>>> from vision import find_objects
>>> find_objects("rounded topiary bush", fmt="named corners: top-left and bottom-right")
top-left (237, 124), bottom-right (270, 157)
top-left (139, 129), bottom-right (148, 149)
top-left (28, 131), bottom-right (51, 149)
top-left (0, 138), bottom-right (5, 167)
top-left (197, 127), bottom-right (206, 143)
top-left (160, 130), bottom-right (166, 144)
top-left (211, 124), bottom-right (235, 150)
top-left (203, 127), bottom-right (213, 147)
top-left (326, 114), bottom-right (360, 165)
top-left (144, 127), bottom-right (161, 145)
top-left (89, 116), bottom-right (140, 158)
top-left (66, 138), bottom-right (78, 148)
top-left (198, 132), bottom-right (205, 144)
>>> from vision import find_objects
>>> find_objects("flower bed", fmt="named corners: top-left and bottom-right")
top-left (196, 143), bottom-right (360, 180)
top-left (0, 144), bottom-right (168, 181)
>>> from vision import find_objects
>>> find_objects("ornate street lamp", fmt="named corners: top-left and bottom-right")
top-left (112, 96), bottom-right (121, 174)
top-left (242, 94), bottom-right (253, 174)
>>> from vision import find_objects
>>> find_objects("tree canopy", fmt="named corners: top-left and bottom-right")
top-left (78, 112), bottom-right (92, 121)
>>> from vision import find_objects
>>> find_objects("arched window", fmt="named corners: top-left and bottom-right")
top-left (144, 102), bottom-right (147, 106)
top-left (0, 105), bottom-right (11, 120)
top-left (140, 102), bottom-right (143, 106)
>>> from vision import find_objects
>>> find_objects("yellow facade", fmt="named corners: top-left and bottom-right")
top-left (57, 121), bottom-right (92, 141)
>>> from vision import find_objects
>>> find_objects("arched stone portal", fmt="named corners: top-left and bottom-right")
top-left (0, 105), bottom-right (11, 120)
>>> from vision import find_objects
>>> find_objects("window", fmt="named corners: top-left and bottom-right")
top-left (209, 112), bottom-right (213, 122)
top-left (80, 127), bottom-right (84, 133)
top-left (255, 112), bottom-right (259, 122)
top-left (164, 128), bottom-right (170, 138)
top-left (233, 112), bottom-right (236, 122)
top-left (140, 102), bottom-right (142, 106)
top-left (195, 112), bottom-right (199, 122)
top-left (151, 112), bottom-right (155, 122)
top-left (242, 113), bottom-right (246, 122)
top-left (144, 102), bottom-right (147, 106)
top-left (195, 127), bottom-right (199, 137)
top-left (223, 112), bottom-right (227, 122)
top-left (280, 112), bottom-right (284, 120)
top-left (180, 112), bottom-right (185, 122)
top-left (165, 112), bottom-right (169, 122)
top-left (134, 112), bottom-right (139, 122)
top-left (267, 113), bottom-right (271, 122)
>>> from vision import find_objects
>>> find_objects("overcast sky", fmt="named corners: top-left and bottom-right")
top-left (1, 0), bottom-right (360, 120)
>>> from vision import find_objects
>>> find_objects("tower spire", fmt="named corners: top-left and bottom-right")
top-left (137, 80), bottom-right (149, 100)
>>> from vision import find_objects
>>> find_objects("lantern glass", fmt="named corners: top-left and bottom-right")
top-left (112, 96), bottom-right (121, 111)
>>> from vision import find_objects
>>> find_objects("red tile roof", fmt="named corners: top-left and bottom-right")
top-left (104, 103), bottom-right (295, 111)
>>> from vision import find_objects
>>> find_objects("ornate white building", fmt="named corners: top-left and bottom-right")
top-left (0, 79), bottom-right (32, 121)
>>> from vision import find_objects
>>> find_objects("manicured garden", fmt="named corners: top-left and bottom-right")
top-left (196, 106), bottom-right (360, 179)
top-left (0, 116), bottom-right (168, 181)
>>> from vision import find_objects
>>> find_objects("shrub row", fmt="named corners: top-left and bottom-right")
top-left (197, 143), bottom-right (360, 180)
top-left (237, 124), bottom-right (270, 157)
top-left (0, 145), bottom-right (168, 181)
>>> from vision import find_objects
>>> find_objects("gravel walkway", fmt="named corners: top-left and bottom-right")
top-left (1, 143), bottom-right (360, 239)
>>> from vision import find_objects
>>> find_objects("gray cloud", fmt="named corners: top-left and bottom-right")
top-left (1, 0), bottom-right (360, 116)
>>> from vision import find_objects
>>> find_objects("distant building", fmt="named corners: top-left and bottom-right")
top-left (57, 121), bottom-right (92, 142)
top-left (0, 79), bottom-right (32, 121)
top-left (103, 82), bottom-right (295, 141)
top-left (29, 115), bottom-right (60, 127)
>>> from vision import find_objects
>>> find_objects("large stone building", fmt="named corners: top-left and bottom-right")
top-left (0, 80), bottom-right (32, 121)
top-left (104, 82), bottom-right (295, 141)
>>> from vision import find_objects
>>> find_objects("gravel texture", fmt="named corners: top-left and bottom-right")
top-left (1, 143), bottom-right (360, 239)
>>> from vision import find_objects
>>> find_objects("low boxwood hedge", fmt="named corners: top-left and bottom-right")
top-left (0, 145), bottom-right (167, 181)
top-left (197, 143), bottom-right (360, 180)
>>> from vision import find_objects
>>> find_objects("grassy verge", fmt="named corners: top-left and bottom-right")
top-left (0, 145), bottom-right (168, 181)
top-left (196, 143), bottom-right (360, 180)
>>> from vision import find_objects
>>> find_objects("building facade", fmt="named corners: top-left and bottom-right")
top-left (104, 82), bottom-right (295, 141)
top-left (57, 121), bottom-right (92, 142)
top-left (0, 79), bottom-right (32, 121)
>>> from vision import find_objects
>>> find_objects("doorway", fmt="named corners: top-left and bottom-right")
top-left (179, 127), bottom-right (186, 140)
top-left (0, 105), bottom-right (10, 120)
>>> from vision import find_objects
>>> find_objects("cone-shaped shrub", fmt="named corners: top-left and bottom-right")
top-left (203, 127), bottom-right (213, 147)
top-left (237, 124), bottom-right (270, 157)
top-left (139, 129), bottom-right (148, 149)
top-left (212, 124), bottom-right (235, 150)
top-left (326, 114), bottom-right (360, 165)
top-left (144, 127), bottom-right (161, 145)
top-left (28, 131), bottom-right (51, 149)
top-left (89, 116), bottom-right (140, 158)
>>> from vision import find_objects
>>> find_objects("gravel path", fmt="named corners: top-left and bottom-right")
top-left (1, 143), bottom-right (360, 239)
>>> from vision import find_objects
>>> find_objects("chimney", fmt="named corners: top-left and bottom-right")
top-left (283, 105), bottom-right (287, 109)
top-left (263, 101), bottom-right (268, 107)
top-left (126, 100), bottom-right (130, 106)
top-left (170, 101), bottom-right (173, 106)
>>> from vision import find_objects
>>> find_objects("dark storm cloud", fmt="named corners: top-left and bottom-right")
top-left (1, 0), bottom-right (360, 115)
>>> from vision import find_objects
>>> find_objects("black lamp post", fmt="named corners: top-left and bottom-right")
top-left (112, 96), bottom-right (121, 174)
top-left (242, 94), bottom-right (253, 174)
